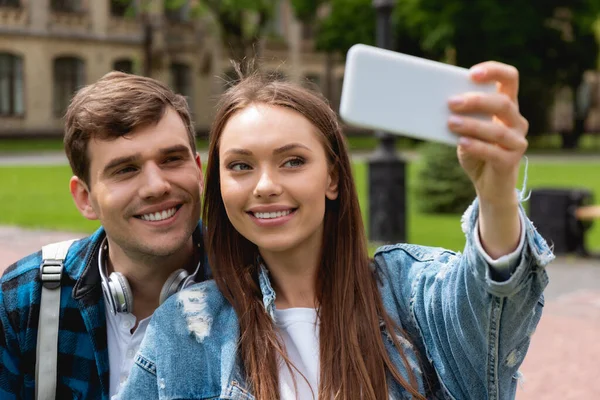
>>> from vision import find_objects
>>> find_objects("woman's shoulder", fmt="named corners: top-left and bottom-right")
top-left (152, 279), bottom-right (237, 343)
top-left (374, 243), bottom-right (459, 265)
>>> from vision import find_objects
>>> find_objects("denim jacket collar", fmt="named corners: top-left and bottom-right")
top-left (257, 264), bottom-right (277, 320)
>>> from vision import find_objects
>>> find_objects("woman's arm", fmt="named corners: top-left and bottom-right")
top-left (376, 202), bottom-right (553, 399)
top-left (377, 62), bottom-right (555, 399)
top-left (447, 62), bottom-right (528, 260)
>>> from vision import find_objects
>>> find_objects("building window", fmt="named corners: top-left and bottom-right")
top-left (165, 0), bottom-right (189, 22)
top-left (0, 53), bottom-right (24, 117)
top-left (0, 0), bottom-right (21, 8)
top-left (53, 56), bottom-right (85, 117)
top-left (110, 0), bottom-right (129, 17)
top-left (51, 0), bottom-right (82, 13)
top-left (171, 62), bottom-right (192, 104)
top-left (113, 59), bottom-right (134, 74)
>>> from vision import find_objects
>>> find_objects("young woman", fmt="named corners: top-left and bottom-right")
top-left (119, 61), bottom-right (554, 400)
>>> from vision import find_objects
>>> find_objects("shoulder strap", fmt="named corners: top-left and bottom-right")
top-left (36, 239), bottom-right (76, 400)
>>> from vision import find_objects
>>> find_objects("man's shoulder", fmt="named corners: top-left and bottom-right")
top-left (0, 230), bottom-right (102, 302)
top-left (1, 250), bottom-right (43, 285)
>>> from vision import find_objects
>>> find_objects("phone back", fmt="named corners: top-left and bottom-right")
top-left (339, 44), bottom-right (495, 146)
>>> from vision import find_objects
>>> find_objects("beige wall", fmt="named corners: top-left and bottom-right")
top-left (0, 0), bottom-right (345, 138)
top-left (0, 35), bottom-right (144, 135)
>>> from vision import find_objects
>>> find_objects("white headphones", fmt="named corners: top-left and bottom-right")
top-left (98, 237), bottom-right (202, 315)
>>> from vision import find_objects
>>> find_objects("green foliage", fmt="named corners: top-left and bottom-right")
top-left (414, 143), bottom-right (475, 214)
top-left (290, 0), bottom-right (324, 22)
top-left (394, 0), bottom-right (600, 136)
top-left (315, 0), bottom-right (376, 55)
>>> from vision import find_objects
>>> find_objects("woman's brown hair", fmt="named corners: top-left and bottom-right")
top-left (202, 71), bottom-right (426, 400)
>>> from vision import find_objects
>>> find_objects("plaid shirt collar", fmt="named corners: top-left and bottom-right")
top-left (69, 223), bottom-right (208, 300)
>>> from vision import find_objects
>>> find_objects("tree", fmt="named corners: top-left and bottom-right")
top-left (394, 0), bottom-right (600, 147)
top-left (314, 0), bottom-right (376, 55)
top-left (196, 0), bottom-right (274, 70)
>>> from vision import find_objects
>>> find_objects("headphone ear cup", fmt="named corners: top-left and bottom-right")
top-left (159, 269), bottom-right (188, 305)
top-left (110, 272), bottom-right (133, 314)
top-left (101, 279), bottom-right (118, 315)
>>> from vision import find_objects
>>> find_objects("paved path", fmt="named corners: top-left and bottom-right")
top-left (0, 226), bottom-right (598, 399)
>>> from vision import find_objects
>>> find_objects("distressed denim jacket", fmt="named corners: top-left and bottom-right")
top-left (119, 199), bottom-right (554, 400)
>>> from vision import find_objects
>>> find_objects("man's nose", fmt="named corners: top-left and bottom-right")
top-left (139, 164), bottom-right (171, 199)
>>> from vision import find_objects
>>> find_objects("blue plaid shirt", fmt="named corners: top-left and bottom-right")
top-left (0, 224), bottom-right (208, 400)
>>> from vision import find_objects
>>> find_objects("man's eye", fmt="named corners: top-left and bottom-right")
top-left (116, 166), bottom-right (137, 175)
top-left (164, 156), bottom-right (183, 164)
top-left (283, 158), bottom-right (304, 168)
top-left (229, 162), bottom-right (252, 171)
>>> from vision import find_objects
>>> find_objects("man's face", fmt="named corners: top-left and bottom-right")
top-left (72, 108), bottom-right (202, 260)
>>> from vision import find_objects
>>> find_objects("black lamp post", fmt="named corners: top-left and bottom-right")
top-left (368, 0), bottom-right (406, 244)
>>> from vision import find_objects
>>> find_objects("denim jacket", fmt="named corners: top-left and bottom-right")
top-left (119, 200), bottom-right (554, 400)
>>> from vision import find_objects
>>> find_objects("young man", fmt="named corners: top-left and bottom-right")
top-left (0, 72), bottom-right (209, 399)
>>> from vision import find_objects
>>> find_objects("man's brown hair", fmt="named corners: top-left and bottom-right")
top-left (64, 71), bottom-right (196, 185)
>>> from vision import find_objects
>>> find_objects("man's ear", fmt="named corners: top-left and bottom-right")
top-left (70, 176), bottom-right (99, 220)
top-left (326, 165), bottom-right (339, 201)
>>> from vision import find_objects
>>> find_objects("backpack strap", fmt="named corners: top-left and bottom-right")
top-left (36, 240), bottom-right (76, 400)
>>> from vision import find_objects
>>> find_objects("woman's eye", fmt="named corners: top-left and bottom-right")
top-left (229, 163), bottom-right (252, 171)
top-left (283, 158), bottom-right (304, 168)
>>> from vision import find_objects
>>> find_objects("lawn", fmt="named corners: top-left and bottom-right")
top-left (353, 159), bottom-right (600, 253)
top-left (2, 160), bottom-right (599, 254)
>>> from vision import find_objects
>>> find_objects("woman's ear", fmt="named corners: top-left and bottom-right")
top-left (70, 176), bottom-right (99, 220)
top-left (326, 165), bottom-right (339, 200)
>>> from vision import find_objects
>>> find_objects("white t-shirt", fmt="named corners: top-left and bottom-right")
top-left (105, 308), bottom-right (151, 399)
top-left (274, 307), bottom-right (320, 400)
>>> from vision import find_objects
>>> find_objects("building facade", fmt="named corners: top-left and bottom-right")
top-left (0, 0), bottom-right (345, 138)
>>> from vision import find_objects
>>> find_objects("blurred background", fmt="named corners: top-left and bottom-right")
top-left (1, 0), bottom-right (599, 399)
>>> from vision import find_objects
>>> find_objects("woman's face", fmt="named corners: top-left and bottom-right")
top-left (218, 103), bottom-right (338, 257)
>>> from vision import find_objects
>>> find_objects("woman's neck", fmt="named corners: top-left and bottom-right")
top-left (260, 242), bottom-right (320, 310)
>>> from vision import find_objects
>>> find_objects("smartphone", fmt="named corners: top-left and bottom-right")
top-left (339, 44), bottom-right (496, 146)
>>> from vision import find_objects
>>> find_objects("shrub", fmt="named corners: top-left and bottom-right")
top-left (415, 143), bottom-right (475, 213)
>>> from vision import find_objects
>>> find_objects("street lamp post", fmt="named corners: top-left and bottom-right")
top-left (368, 0), bottom-right (406, 244)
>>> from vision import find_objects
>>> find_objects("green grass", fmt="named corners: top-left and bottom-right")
top-left (2, 161), bottom-right (600, 254)
top-left (354, 160), bottom-right (600, 253)
top-left (0, 166), bottom-right (100, 233)
top-left (0, 139), bottom-right (66, 152)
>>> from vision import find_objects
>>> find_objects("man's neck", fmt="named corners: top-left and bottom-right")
top-left (105, 238), bottom-right (196, 321)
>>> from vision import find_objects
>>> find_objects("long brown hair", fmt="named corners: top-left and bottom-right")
top-left (202, 72), bottom-right (426, 400)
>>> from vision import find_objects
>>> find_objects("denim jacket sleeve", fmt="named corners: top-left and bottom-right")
top-left (374, 199), bottom-right (554, 400)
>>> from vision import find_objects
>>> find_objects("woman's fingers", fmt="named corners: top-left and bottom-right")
top-left (448, 115), bottom-right (528, 151)
top-left (469, 61), bottom-right (520, 104)
top-left (448, 92), bottom-right (526, 131)
top-left (458, 135), bottom-right (526, 166)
